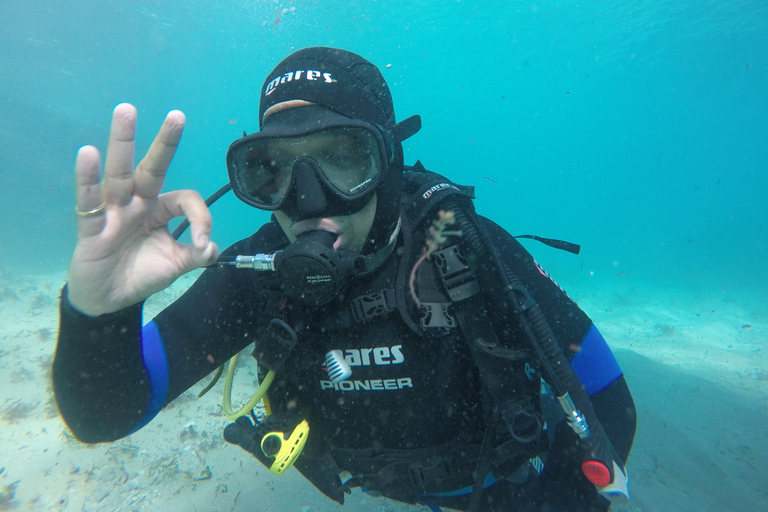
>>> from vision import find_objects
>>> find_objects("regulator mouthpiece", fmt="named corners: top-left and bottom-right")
top-left (276, 230), bottom-right (367, 306)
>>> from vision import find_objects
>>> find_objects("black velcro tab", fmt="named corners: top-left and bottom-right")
top-left (252, 318), bottom-right (298, 372)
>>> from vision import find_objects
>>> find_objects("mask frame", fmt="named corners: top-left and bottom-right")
top-left (227, 109), bottom-right (394, 215)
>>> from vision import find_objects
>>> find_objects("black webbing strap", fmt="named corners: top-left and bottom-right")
top-left (429, 243), bottom-right (544, 510)
top-left (336, 443), bottom-right (484, 503)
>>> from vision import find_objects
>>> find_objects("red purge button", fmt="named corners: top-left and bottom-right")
top-left (582, 460), bottom-right (611, 487)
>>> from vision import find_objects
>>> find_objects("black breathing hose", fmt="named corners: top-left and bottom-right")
top-left (171, 183), bottom-right (232, 240)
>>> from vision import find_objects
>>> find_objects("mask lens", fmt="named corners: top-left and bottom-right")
top-left (229, 126), bottom-right (386, 210)
top-left (236, 146), bottom-right (294, 208)
top-left (312, 128), bottom-right (381, 196)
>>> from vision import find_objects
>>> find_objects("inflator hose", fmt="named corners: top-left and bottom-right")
top-left (445, 199), bottom-right (625, 488)
top-left (498, 258), bottom-right (623, 473)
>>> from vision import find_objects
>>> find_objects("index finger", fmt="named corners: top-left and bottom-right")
top-left (134, 110), bottom-right (186, 199)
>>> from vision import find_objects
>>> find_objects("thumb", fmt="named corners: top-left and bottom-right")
top-left (181, 239), bottom-right (219, 271)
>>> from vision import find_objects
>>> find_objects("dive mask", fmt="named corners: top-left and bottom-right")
top-left (226, 107), bottom-right (393, 218)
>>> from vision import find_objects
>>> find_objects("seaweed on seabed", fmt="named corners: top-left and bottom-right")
top-left (0, 480), bottom-right (20, 509)
top-left (30, 292), bottom-right (52, 311)
top-left (1, 400), bottom-right (38, 424)
top-left (0, 287), bottom-right (20, 302)
top-left (35, 327), bottom-right (54, 342)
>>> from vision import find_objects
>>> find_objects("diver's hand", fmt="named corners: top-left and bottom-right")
top-left (67, 103), bottom-right (219, 316)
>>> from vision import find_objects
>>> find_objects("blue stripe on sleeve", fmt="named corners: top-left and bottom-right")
top-left (128, 320), bottom-right (170, 434)
top-left (422, 472), bottom-right (497, 498)
top-left (570, 324), bottom-right (622, 396)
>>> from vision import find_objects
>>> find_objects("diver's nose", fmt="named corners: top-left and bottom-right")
top-left (293, 157), bottom-right (328, 216)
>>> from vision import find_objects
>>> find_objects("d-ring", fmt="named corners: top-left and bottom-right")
top-left (75, 201), bottom-right (107, 217)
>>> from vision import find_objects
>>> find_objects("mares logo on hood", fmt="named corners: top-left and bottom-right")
top-left (259, 47), bottom-right (396, 131)
top-left (264, 70), bottom-right (336, 96)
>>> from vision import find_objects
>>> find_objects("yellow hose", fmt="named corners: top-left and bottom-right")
top-left (222, 353), bottom-right (275, 421)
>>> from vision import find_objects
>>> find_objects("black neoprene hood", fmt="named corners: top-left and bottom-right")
top-left (259, 47), bottom-right (397, 130)
top-left (257, 47), bottom-right (415, 256)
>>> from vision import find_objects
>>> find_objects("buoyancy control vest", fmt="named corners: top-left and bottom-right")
top-left (224, 162), bottom-right (557, 504)
top-left (219, 163), bottom-right (627, 510)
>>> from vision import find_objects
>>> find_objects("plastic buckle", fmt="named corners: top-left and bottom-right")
top-left (505, 284), bottom-right (535, 314)
top-left (409, 456), bottom-right (461, 490)
top-left (351, 289), bottom-right (396, 322)
top-left (432, 247), bottom-right (480, 302)
top-left (409, 464), bottom-right (427, 488)
top-left (420, 303), bottom-right (456, 329)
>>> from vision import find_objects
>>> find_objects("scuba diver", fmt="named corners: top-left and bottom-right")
top-left (54, 47), bottom-right (636, 511)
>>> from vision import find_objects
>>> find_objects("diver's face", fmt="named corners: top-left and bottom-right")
top-left (274, 191), bottom-right (377, 253)
top-left (264, 101), bottom-right (379, 253)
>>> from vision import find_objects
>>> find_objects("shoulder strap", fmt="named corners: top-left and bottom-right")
top-left (399, 165), bottom-right (546, 456)
top-left (402, 161), bottom-right (476, 225)
top-left (395, 162), bottom-right (477, 334)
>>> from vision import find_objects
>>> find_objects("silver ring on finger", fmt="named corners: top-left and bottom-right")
top-left (75, 201), bottom-right (107, 217)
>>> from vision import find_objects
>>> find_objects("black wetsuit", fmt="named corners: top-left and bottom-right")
top-left (54, 185), bottom-right (636, 512)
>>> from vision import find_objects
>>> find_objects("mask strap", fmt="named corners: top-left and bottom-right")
top-left (391, 115), bottom-right (422, 143)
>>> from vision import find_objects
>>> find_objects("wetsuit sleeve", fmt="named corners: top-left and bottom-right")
top-left (53, 288), bottom-right (150, 443)
top-left (53, 240), bottom-right (262, 443)
top-left (571, 328), bottom-right (636, 461)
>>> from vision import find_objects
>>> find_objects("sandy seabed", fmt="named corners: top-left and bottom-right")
top-left (1, 269), bottom-right (765, 511)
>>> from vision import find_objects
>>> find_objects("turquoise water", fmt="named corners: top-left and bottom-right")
top-left (0, 1), bottom-right (766, 510)
top-left (2, 0), bottom-right (766, 293)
